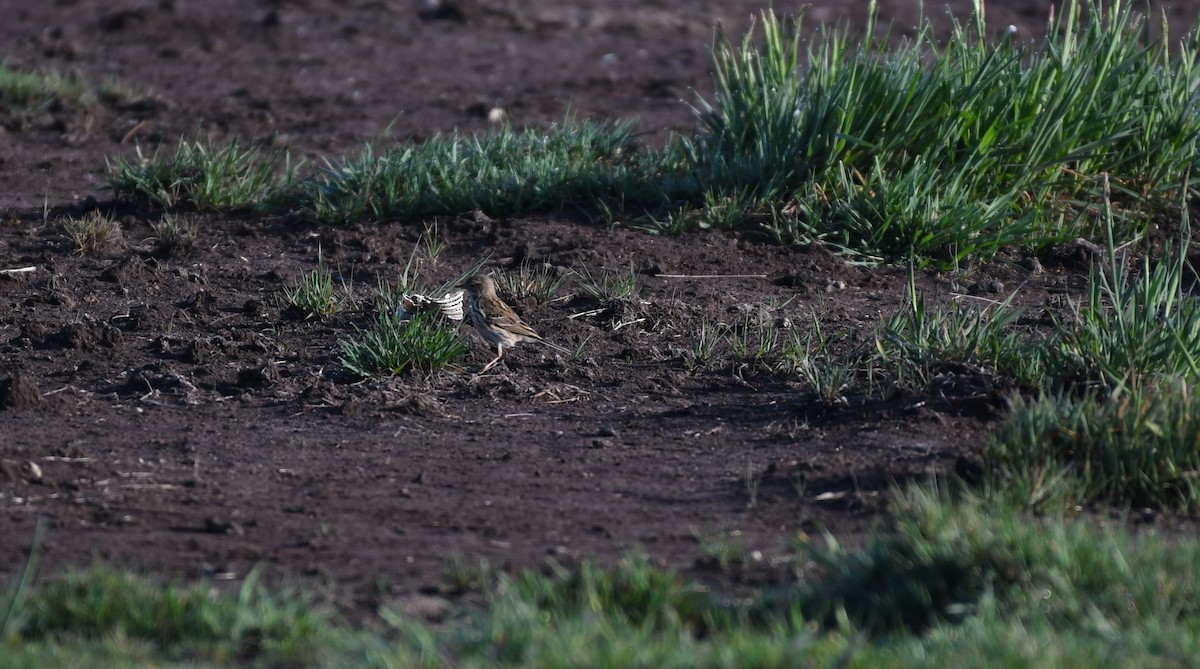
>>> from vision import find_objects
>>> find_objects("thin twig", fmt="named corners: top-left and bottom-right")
top-left (568, 308), bottom-right (605, 320)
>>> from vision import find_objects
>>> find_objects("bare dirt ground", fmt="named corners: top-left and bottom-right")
top-left (2, 0), bottom-right (1198, 612)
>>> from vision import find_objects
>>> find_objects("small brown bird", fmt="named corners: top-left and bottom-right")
top-left (464, 273), bottom-right (566, 373)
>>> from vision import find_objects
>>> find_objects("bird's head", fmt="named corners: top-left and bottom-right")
top-left (464, 273), bottom-right (496, 294)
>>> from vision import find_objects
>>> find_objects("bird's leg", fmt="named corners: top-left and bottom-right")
top-left (478, 344), bottom-right (505, 374)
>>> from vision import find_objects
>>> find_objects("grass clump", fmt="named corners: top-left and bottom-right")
top-left (687, 318), bottom-right (726, 370)
top-left (281, 257), bottom-right (347, 321)
top-left (499, 556), bottom-right (725, 634)
top-left (106, 139), bottom-right (296, 211)
top-left (764, 486), bottom-right (1200, 637)
top-left (874, 290), bottom-right (1035, 392)
top-left (0, 62), bottom-right (139, 114)
top-left (572, 262), bottom-right (640, 303)
top-left (493, 258), bottom-right (567, 304)
top-left (148, 213), bottom-right (198, 257)
top-left (5, 568), bottom-right (334, 666)
top-left (780, 322), bottom-right (858, 405)
top-left (986, 382), bottom-right (1200, 511)
top-left (678, 0), bottom-right (1200, 265)
top-left (8, 489), bottom-right (1200, 666)
top-left (62, 210), bottom-right (120, 255)
top-left (0, 62), bottom-right (91, 113)
top-left (1043, 248), bottom-right (1200, 393)
top-left (338, 310), bottom-right (468, 377)
top-left (728, 313), bottom-right (781, 366)
top-left (302, 119), bottom-right (658, 224)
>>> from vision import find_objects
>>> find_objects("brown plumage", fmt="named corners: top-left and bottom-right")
top-left (464, 273), bottom-right (565, 373)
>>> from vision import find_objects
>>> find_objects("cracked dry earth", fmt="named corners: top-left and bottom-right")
top-left (3, 0), bottom-right (1199, 611)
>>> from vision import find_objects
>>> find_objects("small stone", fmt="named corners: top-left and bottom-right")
top-left (204, 516), bottom-right (244, 535)
top-left (22, 461), bottom-right (43, 483)
top-left (597, 426), bottom-right (617, 438)
top-left (590, 439), bottom-right (612, 449)
top-left (968, 280), bottom-right (1004, 295)
top-left (1048, 238), bottom-right (1104, 269)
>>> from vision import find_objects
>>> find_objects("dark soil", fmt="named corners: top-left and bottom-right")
top-left (2, 0), bottom-right (1197, 612)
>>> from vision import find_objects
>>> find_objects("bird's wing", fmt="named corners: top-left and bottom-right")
top-left (488, 309), bottom-right (542, 340)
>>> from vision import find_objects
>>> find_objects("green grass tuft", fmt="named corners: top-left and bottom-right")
top-left (986, 382), bottom-right (1200, 511)
top-left (572, 262), bottom-right (640, 303)
top-left (62, 210), bottom-right (120, 255)
top-left (281, 259), bottom-right (348, 321)
top-left (339, 310), bottom-right (468, 377)
top-left (8, 488), bottom-right (1200, 666)
top-left (301, 119), bottom-right (658, 224)
top-left (8, 567), bottom-right (333, 666)
top-left (681, 0), bottom-right (1200, 265)
top-left (492, 258), bottom-right (568, 305)
top-left (0, 62), bottom-right (140, 114)
top-left (761, 485), bottom-right (1200, 637)
top-left (106, 139), bottom-right (296, 211)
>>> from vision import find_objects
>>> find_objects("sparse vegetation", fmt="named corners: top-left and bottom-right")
top-left (107, 139), bottom-right (296, 211)
top-left (8, 487), bottom-right (1200, 666)
top-left (493, 258), bottom-right (567, 304)
top-left (300, 120), bottom-right (655, 224)
top-left (149, 213), bottom-right (197, 257)
top-left (572, 262), bottom-right (640, 303)
top-left (420, 221), bottom-right (447, 264)
top-left (687, 317), bottom-right (725, 370)
top-left (281, 255), bottom-right (347, 320)
top-left (693, 528), bottom-right (748, 568)
top-left (0, 62), bottom-right (140, 114)
top-left (17, 2), bottom-right (1200, 667)
top-left (62, 210), bottom-right (120, 254)
top-left (96, 1), bottom-right (1200, 271)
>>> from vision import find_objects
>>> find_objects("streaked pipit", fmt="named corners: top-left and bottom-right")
top-left (464, 273), bottom-right (565, 373)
